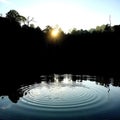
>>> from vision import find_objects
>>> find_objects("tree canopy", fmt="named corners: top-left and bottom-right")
top-left (6, 10), bottom-right (26, 24)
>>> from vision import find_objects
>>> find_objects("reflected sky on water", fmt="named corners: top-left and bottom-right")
top-left (0, 74), bottom-right (120, 120)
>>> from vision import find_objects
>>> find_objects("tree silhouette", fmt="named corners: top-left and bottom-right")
top-left (96, 25), bottom-right (106, 32)
top-left (0, 9), bottom-right (120, 78)
top-left (6, 10), bottom-right (26, 25)
top-left (43, 25), bottom-right (53, 33)
top-left (26, 16), bottom-right (34, 26)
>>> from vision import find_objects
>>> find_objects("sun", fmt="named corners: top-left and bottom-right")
top-left (47, 27), bottom-right (63, 43)
top-left (51, 29), bottom-right (59, 38)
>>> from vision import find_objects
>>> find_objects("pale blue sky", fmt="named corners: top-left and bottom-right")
top-left (0, 0), bottom-right (120, 32)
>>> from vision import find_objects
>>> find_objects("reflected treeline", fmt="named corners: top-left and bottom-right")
top-left (40, 74), bottom-right (120, 87)
top-left (0, 74), bottom-right (120, 103)
top-left (0, 10), bottom-right (120, 80)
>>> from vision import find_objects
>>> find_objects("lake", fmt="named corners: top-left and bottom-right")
top-left (0, 74), bottom-right (120, 120)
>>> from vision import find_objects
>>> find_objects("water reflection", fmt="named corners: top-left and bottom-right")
top-left (0, 74), bottom-right (120, 103)
top-left (0, 74), bottom-right (120, 120)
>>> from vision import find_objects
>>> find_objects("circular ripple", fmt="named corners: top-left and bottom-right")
top-left (18, 81), bottom-right (108, 114)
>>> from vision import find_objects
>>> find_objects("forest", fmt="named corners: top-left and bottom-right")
top-left (0, 10), bottom-right (120, 81)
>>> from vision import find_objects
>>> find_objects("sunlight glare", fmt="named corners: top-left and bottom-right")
top-left (51, 29), bottom-right (59, 38)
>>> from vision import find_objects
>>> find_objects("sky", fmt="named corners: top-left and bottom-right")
top-left (0, 0), bottom-right (120, 32)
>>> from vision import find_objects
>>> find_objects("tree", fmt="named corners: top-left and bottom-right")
top-left (89, 28), bottom-right (96, 33)
top-left (70, 28), bottom-right (85, 35)
top-left (43, 25), bottom-right (53, 33)
top-left (30, 24), bottom-right (35, 28)
top-left (26, 16), bottom-right (34, 26)
top-left (71, 28), bottom-right (78, 34)
top-left (6, 10), bottom-right (26, 24)
top-left (96, 25), bottom-right (106, 32)
top-left (104, 24), bottom-right (111, 32)
top-left (19, 16), bottom-right (26, 25)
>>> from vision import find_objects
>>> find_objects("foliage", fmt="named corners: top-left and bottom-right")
top-left (6, 10), bottom-right (26, 24)
top-left (96, 25), bottom-right (106, 32)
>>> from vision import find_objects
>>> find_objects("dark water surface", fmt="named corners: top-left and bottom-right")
top-left (0, 74), bottom-right (120, 120)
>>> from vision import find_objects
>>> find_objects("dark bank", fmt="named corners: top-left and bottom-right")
top-left (0, 10), bottom-right (120, 82)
